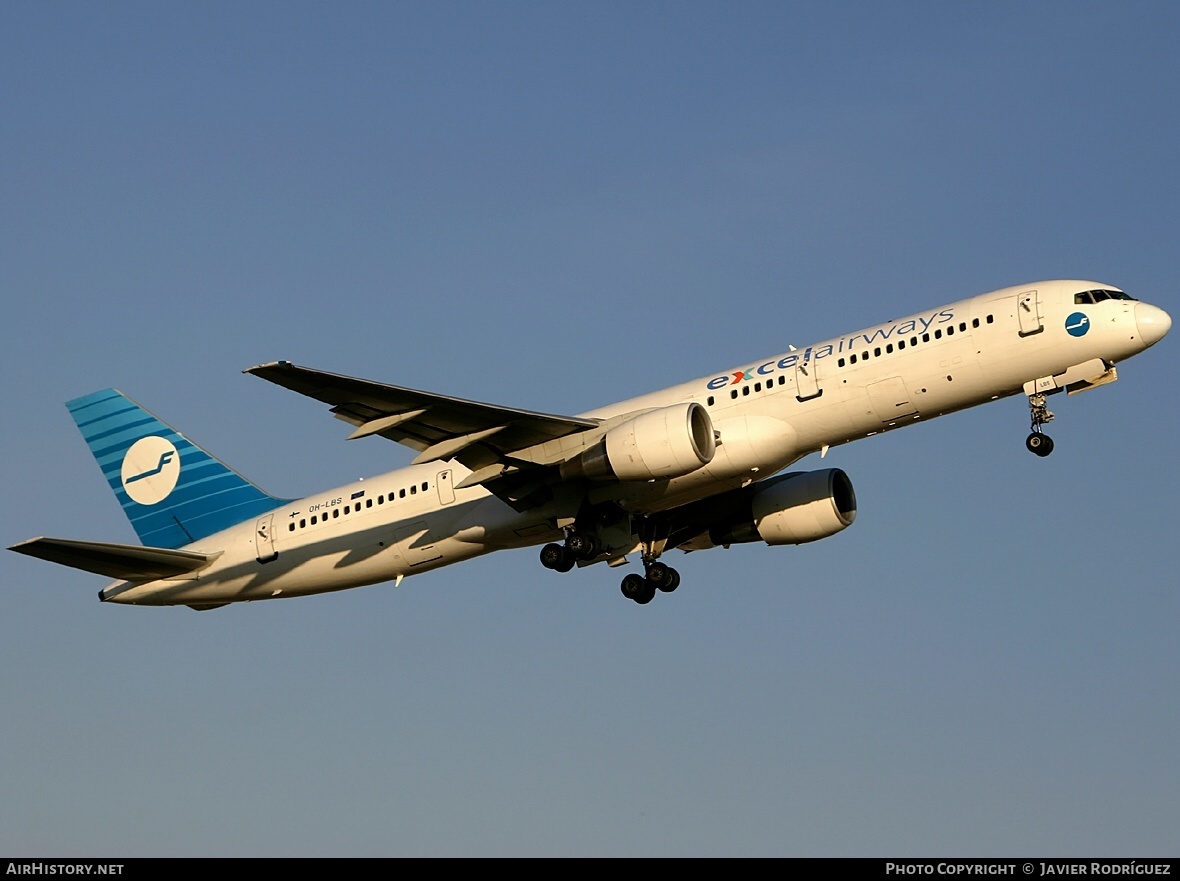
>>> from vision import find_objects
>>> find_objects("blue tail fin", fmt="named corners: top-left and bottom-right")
top-left (67, 389), bottom-right (288, 549)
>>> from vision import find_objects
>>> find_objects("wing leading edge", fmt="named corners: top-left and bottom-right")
top-left (244, 361), bottom-right (601, 485)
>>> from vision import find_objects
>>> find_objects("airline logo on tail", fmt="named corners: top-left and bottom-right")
top-left (120, 437), bottom-right (181, 505)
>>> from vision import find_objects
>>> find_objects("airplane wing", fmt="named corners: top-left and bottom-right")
top-left (245, 361), bottom-right (601, 483)
top-left (10, 537), bottom-right (216, 582)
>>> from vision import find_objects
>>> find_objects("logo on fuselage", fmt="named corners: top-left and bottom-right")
top-left (121, 436), bottom-right (181, 505)
top-left (1065, 312), bottom-right (1090, 337)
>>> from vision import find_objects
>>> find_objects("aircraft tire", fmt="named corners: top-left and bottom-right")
top-left (621, 573), bottom-right (650, 603)
top-left (541, 543), bottom-right (575, 572)
top-left (1026, 433), bottom-right (1054, 456)
top-left (647, 561), bottom-right (678, 592)
top-left (567, 532), bottom-right (598, 560)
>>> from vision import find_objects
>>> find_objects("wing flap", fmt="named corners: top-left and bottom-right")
top-left (10, 537), bottom-right (215, 582)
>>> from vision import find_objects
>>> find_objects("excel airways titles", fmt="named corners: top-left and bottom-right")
top-left (706, 308), bottom-right (957, 390)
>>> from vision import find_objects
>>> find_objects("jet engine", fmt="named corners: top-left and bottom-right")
top-left (561, 402), bottom-right (716, 482)
top-left (695, 468), bottom-right (857, 547)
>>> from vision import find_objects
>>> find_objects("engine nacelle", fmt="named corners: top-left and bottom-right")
top-left (704, 469), bottom-right (857, 546)
top-left (561, 402), bottom-right (716, 482)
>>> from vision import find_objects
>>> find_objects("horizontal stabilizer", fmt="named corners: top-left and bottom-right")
top-left (9, 537), bottom-right (215, 582)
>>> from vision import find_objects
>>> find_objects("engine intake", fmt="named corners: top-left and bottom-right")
top-left (561, 402), bottom-right (716, 482)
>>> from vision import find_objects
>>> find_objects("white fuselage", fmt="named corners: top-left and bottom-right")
top-left (101, 280), bottom-right (1167, 606)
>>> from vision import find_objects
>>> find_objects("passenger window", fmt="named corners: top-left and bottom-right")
top-left (886, 344), bottom-right (893, 353)
top-left (289, 523), bottom-right (295, 532)
top-left (399, 489), bottom-right (406, 498)
top-left (838, 358), bottom-right (846, 367)
top-left (972, 318), bottom-right (980, 328)
top-left (898, 339), bottom-right (906, 350)
top-left (410, 485), bottom-right (417, 495)
top-left (874, 347), bottom-right (881, 357)
top-left (850, 354), bottom-right (857, 364)
top-left (299, 519), bottom-right (306, 528)
top-left (959, 322), bottom-right (967, 332)
top-left (935, 329), bottom-right (942, 339)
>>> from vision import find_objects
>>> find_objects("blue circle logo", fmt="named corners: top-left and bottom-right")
top-left (1065, 312), bottom-right (1090, 337)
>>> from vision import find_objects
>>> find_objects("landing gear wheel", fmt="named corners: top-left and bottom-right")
top-left (646, 561), bottom-right (680, 593)
top-left (1025, 432), bottom-right (1054, 457)
top-left (621, 573), bottom-right (655, 604)
top-left (566, 532), bottom-right (598, 560)
top-left (1026, 392), bottom-right (1056, 457)
top-left (540, 543), bottom-right (575, 573)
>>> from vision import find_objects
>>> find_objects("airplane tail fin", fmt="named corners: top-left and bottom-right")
top-left (67, 389), bottom-right (288, 549)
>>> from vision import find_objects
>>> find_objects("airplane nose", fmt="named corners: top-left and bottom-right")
top-left (1135, 303), bottom-right (1172, 347)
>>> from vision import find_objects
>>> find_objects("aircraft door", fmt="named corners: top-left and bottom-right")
top-left (254, 513), bottom-right (278, 564)
top-left (436, 469), bottom-right (456, 505)
top-left (1017, 289), bottom-right (1044, 337)
top-left (794, 357), bottom-right (822, 401)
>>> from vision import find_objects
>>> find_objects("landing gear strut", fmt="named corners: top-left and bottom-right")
top-left (1025, 392), bottom-right (1055, 457)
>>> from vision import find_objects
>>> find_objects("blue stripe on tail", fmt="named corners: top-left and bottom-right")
top-left (67, 390), bottom-right (289, 549)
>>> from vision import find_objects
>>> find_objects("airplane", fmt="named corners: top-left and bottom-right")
top-left (10, 279), bottom-right (1171, 610)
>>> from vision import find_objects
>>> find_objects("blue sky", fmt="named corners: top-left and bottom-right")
top-left (2, 1), bottom-right (1177, 856)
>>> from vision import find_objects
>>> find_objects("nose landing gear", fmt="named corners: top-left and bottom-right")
top-left (1025, 392), bottom-right (1055, 457)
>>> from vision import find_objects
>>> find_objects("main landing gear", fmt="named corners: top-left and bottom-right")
top-left (619, 560), bottom-right (681, 605)
top-left (540, 528), bottom-right (682, 605)
top-left (1025, 392), bottom-right (1055, 457)
top-left (539, 529), bottom-right (600, 573)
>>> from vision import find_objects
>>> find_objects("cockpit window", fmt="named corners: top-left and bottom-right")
top-left (1074, 288), bottom-right (1136, 304)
